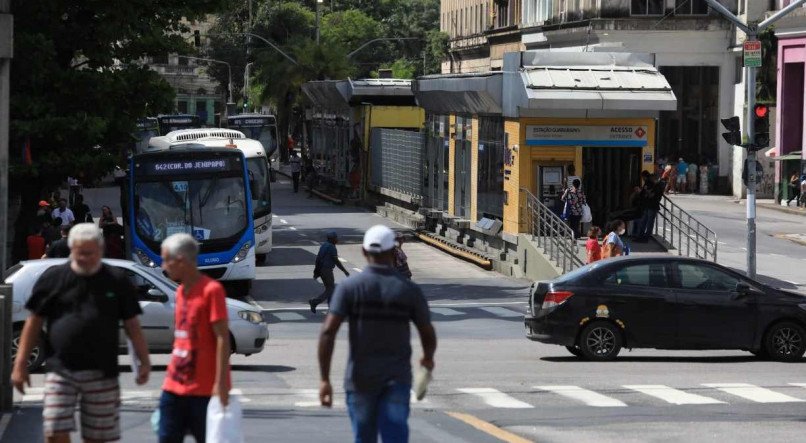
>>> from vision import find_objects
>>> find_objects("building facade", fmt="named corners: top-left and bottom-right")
top-left (438, 0), bottom-right (806, 196)
top-left (773, 5), bottom-right (806, 204)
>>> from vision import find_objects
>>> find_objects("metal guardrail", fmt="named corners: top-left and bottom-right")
top-left (520, 188), bottom-right (584, 273)
top-left (654, 195), bottom-right (718, 262)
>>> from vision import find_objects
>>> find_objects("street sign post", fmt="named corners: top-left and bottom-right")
top-left (705, 0), bottom-right (806, 280)
top-left (743, 40), bottom-right (762, 68)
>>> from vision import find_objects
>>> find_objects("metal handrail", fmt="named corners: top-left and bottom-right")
top-left (654, 195), bottom-right (718, 262)
top-left (520, 188), bottom-right (584, 273)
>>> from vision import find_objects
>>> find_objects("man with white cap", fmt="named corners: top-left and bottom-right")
top-left (317, 225), bottom-right (437, 443)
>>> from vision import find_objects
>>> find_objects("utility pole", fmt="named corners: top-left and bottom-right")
top-left (0, 0), bottom-right (12, 274)
top-left (705, 0), bottom-right (806, 279)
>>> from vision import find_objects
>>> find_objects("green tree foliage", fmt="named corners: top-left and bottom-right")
top-left (10, 0), bottom-right (223, 262)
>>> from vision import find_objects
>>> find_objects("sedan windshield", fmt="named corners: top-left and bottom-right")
top-left (135, 176), bottom-right (248, 244)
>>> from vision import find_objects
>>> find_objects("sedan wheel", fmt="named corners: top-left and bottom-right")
top-left (579, 322), bottom-right (622, 361)
top-left (764, 322), bottom-right (806, 362)
top-left (12, 329), bottom-right (46, 372)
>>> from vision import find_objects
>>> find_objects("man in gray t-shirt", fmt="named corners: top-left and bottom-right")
top-left (318, 225), bottom-right (437, 443)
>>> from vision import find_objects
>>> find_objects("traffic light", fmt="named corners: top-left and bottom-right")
top-left (193, 30), bottom-right (201, 47)
top-left (752, 104), bottom-right (770, 151)
top-left (721, 116), bottom-right (741, 146)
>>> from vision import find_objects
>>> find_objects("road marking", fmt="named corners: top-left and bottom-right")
top-left (230, 388), bottom-right (251, 403)
top-left (457, 388), bottom-right (533, 409)
top-left (271, 312), bottom-right (306, 321)
top-left (785, 280), bottom-right (799, 285)
top-left (702, 383), bottom-right (805, 403)
top-left (624, 385), bottom-right (724, 405)
top-left (290, 226), bottom-right (297, 231)
top-left (309, 241), bottom-right (320, 246)
top-left (338, 257), bottom-right (347, 263)
top-left (718, 241), bottom-right (727, 245)
top-left (478, 306), bottom-right (523, 317)
top-left (272, 215), bottom-right (277, 218)
top-left (430, 307), bottom-right (465, 316)
top-left (534, 386), bottom-right (627, 407)
top-left (352, 267), bottom-right (362, 273)
top-left (429, 301), bottom-right (527, 307)
top-left (299, 233), bottom-right (308, 237)
top-left (445, 411), bottom-right (533, 443)
top-left (280, 219), bottom-right (288, 224)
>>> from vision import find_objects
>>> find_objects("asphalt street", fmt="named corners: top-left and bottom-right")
top-left (5, 180), bottom-right (806, 442)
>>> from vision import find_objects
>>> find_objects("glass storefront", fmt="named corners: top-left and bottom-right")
top-left (477, 116), bottom-right (505, 220)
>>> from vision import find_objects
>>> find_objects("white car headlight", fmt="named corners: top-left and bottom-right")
top-left (233, 242), bottom-right (252, 263)
top-left (135, 248), bottom-right (157, 267)
top-left (238, 310), bottom-right (264, 324)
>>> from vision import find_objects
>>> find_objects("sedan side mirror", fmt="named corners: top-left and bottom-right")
top-left (143, 288), bottom-right (169, 303)
top-left (733, 282), bottom-right (751, 300)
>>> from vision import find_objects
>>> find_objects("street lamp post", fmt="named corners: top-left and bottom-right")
top-left (244, 62), bottom-right (253, 111)
top-left (316, 0), bottom-right (324, 45)
top-left (176, 55), bottom-right (234, 105)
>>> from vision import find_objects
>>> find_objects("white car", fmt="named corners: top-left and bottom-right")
top-left (5, 258), bottom-right (269, 370)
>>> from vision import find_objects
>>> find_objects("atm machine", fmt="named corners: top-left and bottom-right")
top-left (539, 165), bottom-right (565, 215)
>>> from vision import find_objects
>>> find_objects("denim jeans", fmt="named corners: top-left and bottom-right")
top-left (639, 209), bottom-right (658, 239)
top-left (346, 382), bottom-right (411, 443)
top-left (158, 390), bottom-right (211, 443)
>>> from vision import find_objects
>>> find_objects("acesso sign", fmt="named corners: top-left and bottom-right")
top-left (526, 125), bottom-right (648, 147)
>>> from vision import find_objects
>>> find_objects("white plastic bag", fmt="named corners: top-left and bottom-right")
top-left (206, 394), bottom-right (244, 443)
top-left (581, 204), bottom-right (592, 223)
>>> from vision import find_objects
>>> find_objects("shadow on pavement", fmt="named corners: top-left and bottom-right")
top-left (541, 355), bottom-right (768, 363)
top-left (230, 364), bottom-right (296, 373)
top-left (252, 279), bottom-right (528, 304)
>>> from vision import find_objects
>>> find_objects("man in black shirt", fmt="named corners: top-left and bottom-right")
top-left (44, 225), bottom-right (70, 258)
top-left (12, 223), bottom-right (151, 442)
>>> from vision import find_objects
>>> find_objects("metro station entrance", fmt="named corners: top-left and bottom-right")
top-left (582, 146), bottom-right (643, 229)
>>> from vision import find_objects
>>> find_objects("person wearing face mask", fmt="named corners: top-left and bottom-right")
top-left (602, 219), bottom-right (627, 258)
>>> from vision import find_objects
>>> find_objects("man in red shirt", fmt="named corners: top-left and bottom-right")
top-left (26, 226), bottom-right (46, 259)
top-left (158, 233), bottom-right (230, 443)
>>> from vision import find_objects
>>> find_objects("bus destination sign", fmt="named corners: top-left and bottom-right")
top-left (141, 158), bottom-right (234, 175)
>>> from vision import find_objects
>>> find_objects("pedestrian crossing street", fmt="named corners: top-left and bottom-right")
top-left (261, 304), bottom-right (527, 323)
top-left (16, 382), bottom-right (806, 410)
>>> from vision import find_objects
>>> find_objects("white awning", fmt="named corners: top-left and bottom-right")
top-left (522, 66), bottom-right (677, 111)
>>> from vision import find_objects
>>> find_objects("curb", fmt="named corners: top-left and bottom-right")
top-left (275, 168), bottom-right (344, 204)
top-left (416, 232), bottom-right (493, 270)
top-left (757, 203), bottom-right (806, 217)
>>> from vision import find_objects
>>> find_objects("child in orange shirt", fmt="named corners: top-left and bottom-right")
top-left (586, 226), bottom-right (602, 264)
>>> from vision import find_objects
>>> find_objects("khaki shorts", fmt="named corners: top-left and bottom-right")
top-left (43, 370), bottom-right (121, 441)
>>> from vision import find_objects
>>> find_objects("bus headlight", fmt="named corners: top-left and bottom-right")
top-left (135, 248), bottom-right (157, 267)
top-left (238, 310), bottom-right (264, 324)
top-left (233, 242), bottom-right (252, 263)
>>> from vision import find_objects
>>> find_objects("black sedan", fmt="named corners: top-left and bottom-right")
top-left (524, 256), bottom-right (806, 362)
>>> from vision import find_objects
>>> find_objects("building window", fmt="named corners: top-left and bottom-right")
top-left (196, 99), bottom-right (208, 124)
top-left (152, 54), bottom-right (169, 65)
top-left (675, 0), bottom-right (709, 15)
top-left (631, 0), bottom-right (663, 15)
top-left (177, 100), bottom-right (188, 114)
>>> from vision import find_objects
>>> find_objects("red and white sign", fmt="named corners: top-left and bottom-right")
top-left (743, 41), bottom-right (762, 68)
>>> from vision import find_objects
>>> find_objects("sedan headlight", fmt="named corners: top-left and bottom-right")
top-left (135, 248), bottom-right (157, 268)
top-left (238, 310), bottom-right (264, 324)
top-left (233, 242), bottom-right (252, 263)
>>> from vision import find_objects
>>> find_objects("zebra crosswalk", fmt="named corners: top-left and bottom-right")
top-left (15, 382), bottom-right (806, 411)
top-left (261, 304), bottom-right (527, 323)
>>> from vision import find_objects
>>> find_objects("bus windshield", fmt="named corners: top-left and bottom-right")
top-left (134, 176), bottom-right (248, 245)
top-left (247, 158), bottom-right (271, 219)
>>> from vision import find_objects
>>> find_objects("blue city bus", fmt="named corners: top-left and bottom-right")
top-left (227, 114), bottom-right (278, 158)
top-left (128, 147), bottom-right (256, 295)
top-left (156, 114), bottom-right (201, 136)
